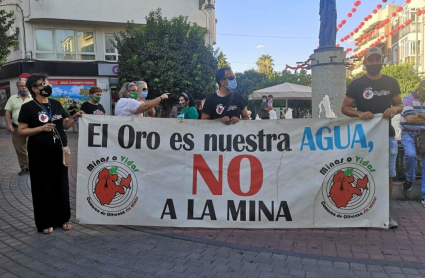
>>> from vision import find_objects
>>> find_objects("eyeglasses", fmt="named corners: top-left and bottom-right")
top-left (128, 89), bottom-right (138, 93)
top-left (33, 82), bottom-right (51, 88)
top-left (223, 76), bottom-right (236, 81)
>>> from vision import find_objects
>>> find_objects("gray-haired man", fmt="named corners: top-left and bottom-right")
top-left (5, 80), bottom-right (32, 175)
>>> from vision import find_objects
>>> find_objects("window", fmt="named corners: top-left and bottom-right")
top-left (105, 33), bottom-right (119, 61)
top-left (35, 29), bottom-right (95, 60)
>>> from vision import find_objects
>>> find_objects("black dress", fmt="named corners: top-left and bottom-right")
top-left (18, 99), bottom-right (71, 232)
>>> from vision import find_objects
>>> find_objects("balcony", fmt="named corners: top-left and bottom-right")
top-left (399, 23), bottom-right (421, 39)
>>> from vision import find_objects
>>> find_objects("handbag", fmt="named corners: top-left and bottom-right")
top-left (55, 129), bottom-right (70, 167)
top-left (62, 145), bottom-right (71, 167)
top-left (415, 130), bottom-right (425, 156)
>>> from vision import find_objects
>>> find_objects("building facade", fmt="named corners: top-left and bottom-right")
top-left (350, 1), bottom-right (425, 77)
top-left (0, 0), bottom-right (217, 125)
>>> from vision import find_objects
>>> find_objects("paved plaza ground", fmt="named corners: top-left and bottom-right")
top-left (1, 130), bottom-right (425, 277)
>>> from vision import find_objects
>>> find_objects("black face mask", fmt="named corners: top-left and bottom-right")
top-left (366, 64), bottom-right (382, 76)
top-left (39, 86), bottom-right (52, 97)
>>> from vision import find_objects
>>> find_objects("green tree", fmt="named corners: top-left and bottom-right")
top-left (217, 50), bottom-right (230, 68)
top-left (0, 3), bottom-right (16, 69)
top-left (346, 63), bottom-right (422, 97)
top-left (382, 62), bottom-right (421, 97)
top-left (234, 69), bottom-right (266, 99)
top-left (256, 54), bottom-right (274, 77)
top-left (115, 9), bottom-right (218, 116)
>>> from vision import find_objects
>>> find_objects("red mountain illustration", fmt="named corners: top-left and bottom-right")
top-left (329, 170), bottom-right (368, 208)
top-left (94, 168), bottom-right (132, 205)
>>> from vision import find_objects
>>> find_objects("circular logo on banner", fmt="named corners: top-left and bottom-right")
top-left (38, 113), bottom-right (49, 123)
top-left (321, 163), bottom-right (376, 218)
top-left (87, 161), bottom-right (138, 215)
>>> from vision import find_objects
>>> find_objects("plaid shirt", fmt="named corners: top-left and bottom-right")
top-left (400, 91), bottom-right (425, 131)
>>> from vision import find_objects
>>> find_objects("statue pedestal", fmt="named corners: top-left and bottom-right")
top-left (311, 47), bottom-right (346, 119)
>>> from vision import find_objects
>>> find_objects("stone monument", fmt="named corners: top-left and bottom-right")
top-left (311, 0), bottom-right (346, 119)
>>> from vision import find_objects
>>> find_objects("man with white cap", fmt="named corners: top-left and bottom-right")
top-left (341, 47), bottom-right (404, 228)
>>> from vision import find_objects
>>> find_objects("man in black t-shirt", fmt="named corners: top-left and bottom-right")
top-left (202, 67), bottom-right (250, 124)
top-left (341, 47), bottom-right (403, 229)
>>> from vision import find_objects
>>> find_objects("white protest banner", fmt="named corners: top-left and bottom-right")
top-left (76, 115), bottom-right (389, 228)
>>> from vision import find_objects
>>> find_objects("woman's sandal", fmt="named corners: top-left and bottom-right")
top-left (42, 227), bottom-right (53, 234)
top-left (62, 222), bottom-right (72, 231)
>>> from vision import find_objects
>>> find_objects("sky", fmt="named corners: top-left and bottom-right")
top-left (214, 0), bottom-right (406, 73)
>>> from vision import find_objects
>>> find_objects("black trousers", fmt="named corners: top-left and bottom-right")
top-left (261, 116), bottom-right (270, 120)
top-left (28, 142), bottom-right (71, 232)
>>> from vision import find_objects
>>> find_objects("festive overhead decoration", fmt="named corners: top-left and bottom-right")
top-left (344, 0), bottom-right (415, 59)
top-left (336, 0), bottom-right (362, 32)
top-left (284, 58), bottom-right (312, 72)
top-left (339, 2), bottom-right (384, 43)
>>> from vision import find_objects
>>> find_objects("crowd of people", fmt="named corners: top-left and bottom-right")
top-left (5, 46), bottom-right (425, 233)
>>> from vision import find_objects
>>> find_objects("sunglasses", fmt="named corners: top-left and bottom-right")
top-left (223, 76), bottom-right (236, 81)
top-left (128, 89), bottom-right (138, 93)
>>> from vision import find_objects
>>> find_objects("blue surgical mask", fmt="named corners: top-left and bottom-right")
top-left (226, 80), bottom-right (237, 91)
top-left (140, 91), bottom-right (148, 98)
top-left (262, 99), bottom-right (266, 103)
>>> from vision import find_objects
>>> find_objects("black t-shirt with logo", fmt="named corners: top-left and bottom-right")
top-left (346, 74), bottom-right (401, 136)
top-left (18, 99), bottom-right (69, 147)
top-left (81, 102), bottom-right (106, 115)
top-left (202, 92), bottom-right (248, 119)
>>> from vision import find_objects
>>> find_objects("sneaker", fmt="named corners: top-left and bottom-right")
top-left (389, 217), bottom-right (398, 229)
top-left (402, 181), bottom-right (413, 191)
top-left (422, 199), bottom-right (425, 208)
top-left (18, 169), bottom-right (26, 176)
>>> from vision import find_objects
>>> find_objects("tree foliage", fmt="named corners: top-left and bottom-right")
top-left (382, 62), bottom-right (422, 97)
top-left (114, 9), bottom-right (218, 115)
top-left (347, 63), bottom-right (422, 97)
top-left (256, 54), bottom-right (274, 77)
top-left (217, 50), bottom-right (230, 68)
top-left (0, 3), bottom-right (16, 69)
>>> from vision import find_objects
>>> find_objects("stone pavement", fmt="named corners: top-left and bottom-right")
top-left (1, 130), bottom-right (425, 277)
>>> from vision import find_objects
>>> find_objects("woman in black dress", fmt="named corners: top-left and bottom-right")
top-left (18, 73), bottom-right (84, 234)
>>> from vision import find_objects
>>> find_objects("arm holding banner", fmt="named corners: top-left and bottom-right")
top-left (63, 111), bottom-right (84, 130)
top-left (341, 96), bottom-right (374, 120)
top-left (382, 95), bottom-right (403, 119)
